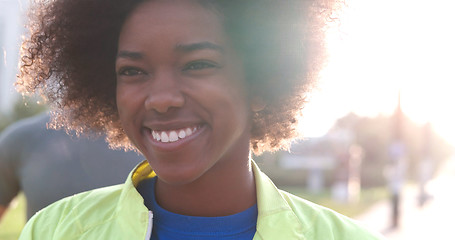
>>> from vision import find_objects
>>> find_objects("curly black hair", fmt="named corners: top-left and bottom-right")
top-left (17, 0), bottom-right (341, 154)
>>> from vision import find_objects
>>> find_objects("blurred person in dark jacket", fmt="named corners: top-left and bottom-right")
top-left (0, 112), bottom-right (143, 219)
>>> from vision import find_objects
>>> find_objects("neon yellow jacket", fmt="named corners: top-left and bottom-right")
top-left (19, 161), bottom-right (383, 239)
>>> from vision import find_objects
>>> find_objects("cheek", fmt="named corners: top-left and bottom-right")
top-left (116, 85), bottom-right (146, 148)
top-left (207, 81), bottom-right (251, 126)
top-left (116, 87), bottom-right (129, 120)
top-left (116, 85), bottom-right (143, 125)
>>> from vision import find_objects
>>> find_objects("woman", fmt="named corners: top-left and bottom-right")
top-left (17, 0), bottom-right (382, 239)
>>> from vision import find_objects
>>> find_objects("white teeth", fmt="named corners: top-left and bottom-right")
top-left (161, 132), bottom-right (169, 143)
top-left (178, 130), bottom-right (186, 139)
top-left (151, 126), bottom-right (198, 143)
top-left (152, 131), bottom-right (161, 141)
top-left (169, 131), bottom-right (178, 142)
top-left (185, 128), bottom-right (192, 136)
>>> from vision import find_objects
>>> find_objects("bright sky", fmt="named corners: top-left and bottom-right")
top-left (300, 0), bottom-right (455, 146)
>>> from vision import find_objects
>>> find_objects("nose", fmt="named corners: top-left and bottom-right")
top-left (144, 72), bottom-right (185, 113)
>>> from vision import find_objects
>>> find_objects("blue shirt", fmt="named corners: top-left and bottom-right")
top-left (137, 177), bottom-right (257, 240)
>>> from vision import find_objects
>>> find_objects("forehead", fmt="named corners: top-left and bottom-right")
top-left (118, 0), bottom-right (227, 50)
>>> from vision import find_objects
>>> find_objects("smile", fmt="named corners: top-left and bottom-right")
top-left (151, 126), bottom-right (199, 143)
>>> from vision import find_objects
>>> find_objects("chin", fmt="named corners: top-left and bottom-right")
top-left (145, 156), bottom-right (209, 186)
top-left (154, 169), bottom-right (205, 186)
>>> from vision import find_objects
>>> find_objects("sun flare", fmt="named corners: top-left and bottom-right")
top-left (300, 0), bottom-right (455, 146)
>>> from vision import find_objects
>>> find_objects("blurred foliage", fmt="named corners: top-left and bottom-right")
top-left (256, 111), bottom-right (453, 189)
top-left (332, 112), bottom-right (454, 187)
top-left (0, 96), bottom-right (47, 132)
top-left (280, 186), bottom-right (388, 218)
top-left (0, 193), bottom-right (26, 240)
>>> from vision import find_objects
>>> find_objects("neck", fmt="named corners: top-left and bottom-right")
top-left (155, 154), bottom-right (256, 217)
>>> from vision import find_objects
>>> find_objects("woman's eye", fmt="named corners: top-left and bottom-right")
top-left (117, 68), bottom-right (145, 76)
top-left (183, 61), bottom-right (218, 71)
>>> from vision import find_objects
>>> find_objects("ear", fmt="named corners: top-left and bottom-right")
top-left (250, 96), bottom-right (266, 112)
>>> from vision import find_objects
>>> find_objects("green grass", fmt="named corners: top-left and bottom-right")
top-left (0, 193), bottom-right (26, 240)
top-left (281, 187), bottom-right (388, 217)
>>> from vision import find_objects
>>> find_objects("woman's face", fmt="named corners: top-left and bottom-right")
top-left (116, 0), bottom-right (251, 185)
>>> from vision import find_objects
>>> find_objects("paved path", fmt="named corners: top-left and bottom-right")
top-left (355, 155), bottom-right (455, 239)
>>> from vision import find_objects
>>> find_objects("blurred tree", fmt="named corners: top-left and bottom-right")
top-left (331, 113), bottom-right (453, 188)
top-left (0, 96), bottom-right (47, 132)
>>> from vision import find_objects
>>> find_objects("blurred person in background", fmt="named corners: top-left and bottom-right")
top-left (0, 112), bottom-right (143, 220)
top-left (417, 122), bottom-right (434, 207)
top-left (385, 140), bottom-right (407, 229)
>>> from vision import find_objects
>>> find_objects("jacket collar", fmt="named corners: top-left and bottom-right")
top-left (252, 161), bottom-right (305, 239)
top-left (119, 160), bottom-right (304, 239)
top-left (116, 161), bottom-right (154, 238)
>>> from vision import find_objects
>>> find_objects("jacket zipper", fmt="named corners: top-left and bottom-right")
top-left (144, 211), bottom-right (153, 240)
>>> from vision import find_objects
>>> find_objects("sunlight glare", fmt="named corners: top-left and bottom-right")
top-left (302, 0), bottom-right (455, 146)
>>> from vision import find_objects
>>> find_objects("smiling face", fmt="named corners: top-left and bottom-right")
top-left (116, 0), bottom-right (252, 185)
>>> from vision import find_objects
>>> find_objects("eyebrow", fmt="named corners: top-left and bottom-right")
top-left (116, 41), bottom-right (225, 60)
top-left (116, 51), bottom-right (144, 60)
top-left (175, 41), bottom-right (225, 53)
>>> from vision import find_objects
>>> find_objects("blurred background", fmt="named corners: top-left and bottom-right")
top-left (1, 0), bottom-right (454, 239)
